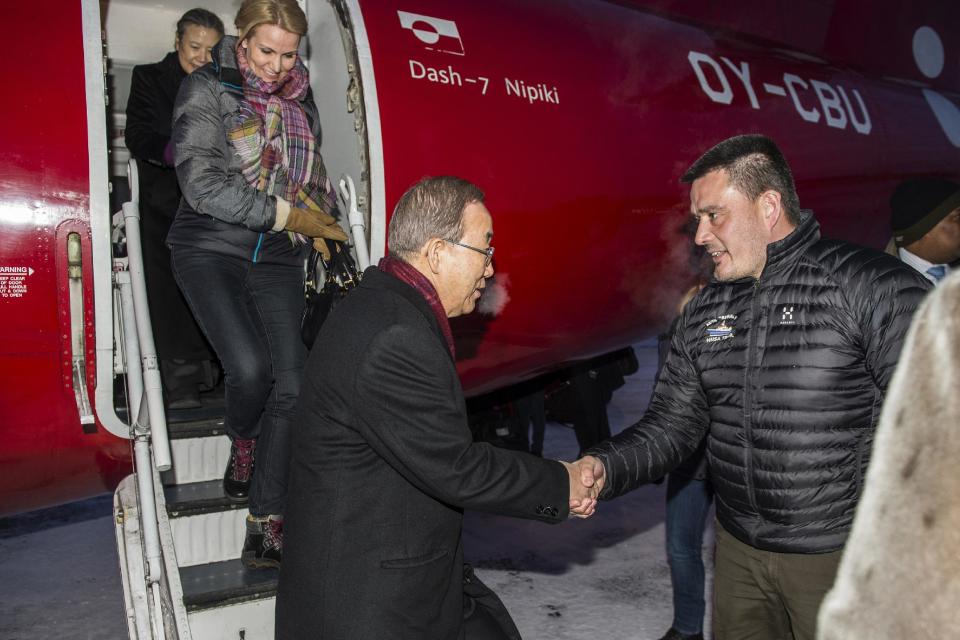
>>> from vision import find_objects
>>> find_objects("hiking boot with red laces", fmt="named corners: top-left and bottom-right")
top-left (223, 438), bottom-right (255, 502)
top-left (241, 515), bottom-right (282, 569)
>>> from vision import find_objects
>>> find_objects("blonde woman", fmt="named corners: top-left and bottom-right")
top-left (169, 0), bottom-right (346, 568)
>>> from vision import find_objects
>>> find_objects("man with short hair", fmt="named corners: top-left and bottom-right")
top-left (578, 135), bottom-right (930, 640)
top-left (890, 177), bottom-right (960, 284)
top-left (277, 176), bottom-right (597, 639)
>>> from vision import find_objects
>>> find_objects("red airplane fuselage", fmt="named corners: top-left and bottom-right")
top-left (1, 0), bottom-right (957, 515)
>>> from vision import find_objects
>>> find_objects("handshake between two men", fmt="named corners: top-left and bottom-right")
top-left (562, 456), bottom-right (606, 518)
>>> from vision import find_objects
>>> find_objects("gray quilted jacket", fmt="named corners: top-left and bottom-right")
top-left (167, 36), bottom-right (321, 266)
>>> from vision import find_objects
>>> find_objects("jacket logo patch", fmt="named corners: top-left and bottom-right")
top-left (704, 314), bottom-right (737, 342)
top-left (776, 304), bottom-right (797, 326)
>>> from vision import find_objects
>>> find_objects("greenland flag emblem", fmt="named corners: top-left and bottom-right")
top-left (397, 11), bottom-right (465, 56)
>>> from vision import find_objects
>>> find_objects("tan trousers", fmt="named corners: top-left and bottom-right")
top-left (713, 523), bottom-right (842, 640)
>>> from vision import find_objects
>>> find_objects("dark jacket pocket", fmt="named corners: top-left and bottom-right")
top-left (380, 548), bottom-right (449, 570)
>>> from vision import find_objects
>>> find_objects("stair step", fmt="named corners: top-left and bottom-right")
top-left (165, 480), bottom-right (246, 518)
top-left (163, 430), bottom-right (231, 486)
top-left (180, 558), bottom-right (278, 612)
top-left (167, 499), bottom-right (247, 567)
top-left (168, 417), bottom-right (228, 440)
top-left (187, 596), bottom-right (275, 638)
top-left (115, 398), bottom-right (226, 425)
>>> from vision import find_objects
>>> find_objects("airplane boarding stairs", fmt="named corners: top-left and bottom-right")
top-left (115, 416), bottom-right (281, 639)
top-left (111, 159), bottom-right (370, 639)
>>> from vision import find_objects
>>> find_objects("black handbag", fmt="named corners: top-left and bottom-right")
top-left (300, 241), bottom-right (361, 348)
top-left (462, 563), bottom-right (522, 640)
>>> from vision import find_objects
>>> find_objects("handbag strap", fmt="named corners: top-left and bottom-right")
top-left (305, 247), bottom-right (323, 292)
top-left (325, 241), bottom-right (361, 289)
top-left (306, 240), bottom-right (361, 294)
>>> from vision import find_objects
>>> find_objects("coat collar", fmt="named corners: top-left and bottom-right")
top-left (153, 51), bottom-right (187, 103)
top-left (160, 51), bottom-right (187, 82)
top-left (719, 209), bottom-right (821, 285)
top-left (761, 209), bottom-right (820, 278)
top-left (210, 35), bottom-right (244, 92)
top-left (360, 266), bottom-right (454, 361)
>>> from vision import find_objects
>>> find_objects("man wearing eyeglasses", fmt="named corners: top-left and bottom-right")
top-left (277, 176), bottom-right (599, 639)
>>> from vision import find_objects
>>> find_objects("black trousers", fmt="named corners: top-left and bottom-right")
top-left (172, 247), bottom-right (306, 516)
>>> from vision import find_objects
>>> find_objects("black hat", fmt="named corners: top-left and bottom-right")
top-left (890, 177), bottom-right (960, 246)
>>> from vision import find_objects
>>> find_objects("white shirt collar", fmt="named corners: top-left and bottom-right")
top-left (898, 247), bottom-right (950, 284)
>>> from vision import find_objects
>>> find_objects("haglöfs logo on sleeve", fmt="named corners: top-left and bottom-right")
top-left (397, 11), bottom-right (465, 56)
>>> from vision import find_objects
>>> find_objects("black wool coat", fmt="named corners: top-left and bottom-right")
top-left (126, 51), bottom-right (184, 218)
top-left (125, 52), bottom-right (210, 361)
top-left (277, 267), bottom-right (569, 640)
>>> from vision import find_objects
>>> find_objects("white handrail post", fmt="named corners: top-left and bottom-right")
top-left (133, 426), bottom-right (164, 586)
top-left (115, 159), bottom-right (171, 639)
top-left (116, 269), bottom-right (144, 418)
top-left (122, 160), bottom-right (172, 471)
top-left (340, 174), bottom-right (370, 269)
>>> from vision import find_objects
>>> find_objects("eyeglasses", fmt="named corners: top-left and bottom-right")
top-left (446, 240), bottom-right (494, 266)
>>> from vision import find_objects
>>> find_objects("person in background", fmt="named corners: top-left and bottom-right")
top-left (656, 283), bottom-right (713, 640)
top-left (568, 366), bottom-right (614, 454)
top-left (568, 351), bottom-right (633, 455)
top-left (169, 0), bottom-right (347, 568)
top-left (124, 8), bottom-right (223, 409)
top-left (515, 388), bottom-right (547, 456)
top-left (817, 271), bottom-right (960, 639)
top-left (577, 134), bottom-right (930, 640)
top-left (889, 177), bottom-right (960, 285)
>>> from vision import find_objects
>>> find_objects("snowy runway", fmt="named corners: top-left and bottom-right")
top-left (466, 340), bottom-right (714, 640)
top-left (0, 340), bottom-right (715, 639)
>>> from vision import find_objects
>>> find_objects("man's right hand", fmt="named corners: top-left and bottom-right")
top-left (576, 455), bottom-right (606, 500)
top-left (285, 207), bottom-right (349, 242)
top-left (562, 457), bottom-right (606, 518)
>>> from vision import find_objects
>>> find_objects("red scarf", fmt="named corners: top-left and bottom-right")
top-left (379, 256), bottom-right (455, 358)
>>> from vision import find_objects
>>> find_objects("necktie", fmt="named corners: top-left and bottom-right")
top-left (926, 265), bottom-right (946, 282)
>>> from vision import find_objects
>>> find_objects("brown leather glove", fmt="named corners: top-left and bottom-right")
top-left (313, 238), bottom-right (331, 261)
top-left (285, 207), bottom-right (349, 243)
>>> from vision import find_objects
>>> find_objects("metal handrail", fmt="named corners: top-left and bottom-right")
top-left (340, 174), bottom-right (370, 270)
top-left (113, 158), bottom-right (174, 638)
top-left (121, 158), bottom-right (172, 472)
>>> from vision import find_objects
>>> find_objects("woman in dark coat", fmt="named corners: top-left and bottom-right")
top-left (124, 8), bottom-right (223, 408)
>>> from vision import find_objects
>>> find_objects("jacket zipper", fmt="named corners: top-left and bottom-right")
top-left (252, 233), bottom-right (264, 263)
top-left (742, 279), bottom-right (762, 541)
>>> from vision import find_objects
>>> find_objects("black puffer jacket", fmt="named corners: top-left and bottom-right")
top-left (589, 211), bottom-right (930, 553)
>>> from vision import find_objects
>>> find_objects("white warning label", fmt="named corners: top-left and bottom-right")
top-left (0, 266), bottom-right (33, 299)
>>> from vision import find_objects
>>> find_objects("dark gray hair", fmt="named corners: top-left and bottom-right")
top-left (681, 134), bottom-right (801, 225)
top-left (388, 176), bottom-right (485, 259)
top-left (176, 8), bottom-right (225, 41)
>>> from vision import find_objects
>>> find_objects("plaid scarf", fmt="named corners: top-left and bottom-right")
top-left (379, 256), bottom-right (455, 358)
top-left (228, 44), bottom-right (337, 243)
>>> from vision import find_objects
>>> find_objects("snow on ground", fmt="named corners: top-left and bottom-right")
top-left (0, 495), bottom-right (128, 639)
top-left (466, 340), bottom-right (714, 640)
top-left (0, 340), bottom-right (715, 639)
